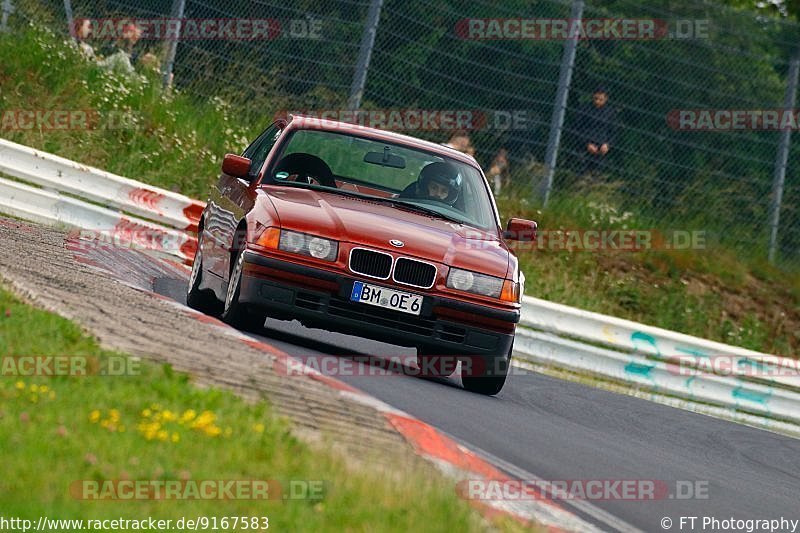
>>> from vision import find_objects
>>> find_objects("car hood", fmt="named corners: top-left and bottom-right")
top-left (264, 187), bottom-right (509, 278)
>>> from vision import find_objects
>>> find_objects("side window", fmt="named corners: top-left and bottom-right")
top-left (242, 123), bottom-right (282, 179)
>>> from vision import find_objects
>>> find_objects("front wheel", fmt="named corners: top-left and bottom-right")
top-left (416, 349), bottom-right (458, 378)
top-left (461, 343), bottom-right (513, 396)
top-left (186, 234), bottom-right (222, 315)
top-left (221, 248), bottom-right (267, 332)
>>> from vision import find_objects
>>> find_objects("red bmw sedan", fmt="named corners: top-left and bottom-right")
top-left (188, 115), bottom-right (536, 395)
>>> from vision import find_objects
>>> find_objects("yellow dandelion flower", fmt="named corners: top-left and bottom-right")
top-left (109, 409), bottom-right (120, 422)
top-left (157, 430), bottom-right (168, 441)
top-left (89, 410), bottom-right (101, 423)
top-left (252, 423), bottom-right (265, 434)
top-left (161, 410), bottom-right (176, 422)
top-left (204, 425), bottom-right (221, 437)
top-left (141, 408), bottom-right (152, 418)
top-left (39, 385), bottom-right (49, 393)
top-left (191, 411), bottom-right (216, 430)
top-left (30, 384), bottom-right (39, 393)
top-left (171, 432), bottom-right (180, 443)
top-left (15, 381), bottom-right (25, 391)
top-left (179, 409), bottom-right (196, 424)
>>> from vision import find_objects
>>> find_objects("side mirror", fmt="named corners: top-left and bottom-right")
top-left (222, 153), bottom-right (252, 180)
top-left (503, 218), bottom-right (537, 241)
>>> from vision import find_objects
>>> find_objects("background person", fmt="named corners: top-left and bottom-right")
top-left (71, 18), bottom-right (96, 59)
top-left (577, 86), bottom-right (616, 177)
top-left (487, 147), bottom-right (509, 195)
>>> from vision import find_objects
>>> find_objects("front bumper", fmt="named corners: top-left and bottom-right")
top-left (238, 250), bottom-right (517, 357)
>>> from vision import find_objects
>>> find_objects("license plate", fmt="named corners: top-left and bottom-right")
top-left (349, 281), bottom-right (423, 316)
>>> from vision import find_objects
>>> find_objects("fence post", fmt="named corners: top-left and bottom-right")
top-left (1, 0), bottom-right (14, 32)
top-left (538, 0), bottom-right (584, 206)
top-left (768, 50), bottom-right (800, 263)
top-left (161, 0), bottom-right (186, 89)
top-left (62, 0), bottom-right (73, 36)
top-left (347, 0), bottom-right (383, 111)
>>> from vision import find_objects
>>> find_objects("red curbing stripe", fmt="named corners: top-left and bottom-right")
top-left (307, 371), bottom-right (362, 393)
top-left (192, 313), bottom-right (231, 329)
top-left (162, 258), bottom-right (192, 275)
top-left (241, 339), bottom-right (362, 394)
top-left (384, 413), bottom-right (505, 480)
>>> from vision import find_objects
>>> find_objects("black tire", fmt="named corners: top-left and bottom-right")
top-left (416, 349), bottom-right (458, 378)
top-left (461, 343), bottom-right (513, 396)
top-left (221, 247), bottom-right (267, 332)
top-left (186, 235), bottom-right (222, 315)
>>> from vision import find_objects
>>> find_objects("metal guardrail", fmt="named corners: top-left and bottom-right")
top-left (1, 138), bottom-right (797, 429)
top-left (515, 296), bottom-right (800, 428)
top-left (0, 138), bottom-right (202, 262)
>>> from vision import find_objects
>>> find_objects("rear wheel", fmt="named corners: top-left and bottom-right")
top-left (221, 248), bottom-right (267, 332)
top-left (461, 343), bottom-right (512, 396)
top-left (186, 234), bottom-right (222, 315)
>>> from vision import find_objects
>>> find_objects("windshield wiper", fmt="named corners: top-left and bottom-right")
top-left (378, 198), bottom-right (465, 225)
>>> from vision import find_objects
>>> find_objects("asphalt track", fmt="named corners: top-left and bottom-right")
top-left (153, 277), bottom-right (800, 532)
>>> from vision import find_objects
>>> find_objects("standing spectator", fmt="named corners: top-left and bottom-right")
top-left (578, 86), bottom-right (616, 177)
top-left (487, 147), bottom-right (509, 195)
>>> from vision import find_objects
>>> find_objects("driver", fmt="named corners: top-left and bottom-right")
top-left (416, 162), bottom-right (462, 206)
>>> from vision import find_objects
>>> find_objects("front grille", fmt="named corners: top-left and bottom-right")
top-left (393, 258), bottom-right (437, 288)
top-left (349, 248), bottom-right (392, 279)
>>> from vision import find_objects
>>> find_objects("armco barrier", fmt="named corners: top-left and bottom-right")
top-left (515, 297), bottom-right (800, 428)
top-left (0, 138), bottom-right (204, 232)
top-left (0, 176), bottom-right (196, 261)
top-left (0, 139), bottom-right (202, 262)
top-left (1, 139), bottom-right (798, 429)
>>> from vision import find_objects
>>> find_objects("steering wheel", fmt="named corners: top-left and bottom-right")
top-left (273, 153), bottom-right (336, 188)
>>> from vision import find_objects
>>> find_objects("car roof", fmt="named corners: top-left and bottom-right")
top-left (285, 114), bottom-right (482, 170)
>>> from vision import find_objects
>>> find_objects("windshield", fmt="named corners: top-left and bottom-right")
top-left (265, 128), bottom-right (497, 230)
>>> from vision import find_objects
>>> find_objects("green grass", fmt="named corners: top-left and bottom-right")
top-left (0, 24), bottom-right (255, 198)
top-left (0, 286), bottom-right (503, 531)
top-left (1, 24), bottom-right (797, 356)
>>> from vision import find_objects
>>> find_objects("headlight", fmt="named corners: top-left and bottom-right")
top-left (278, 230), bottom-right (338, 262)
top-left (446, 268), bottom-right (504, 298)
